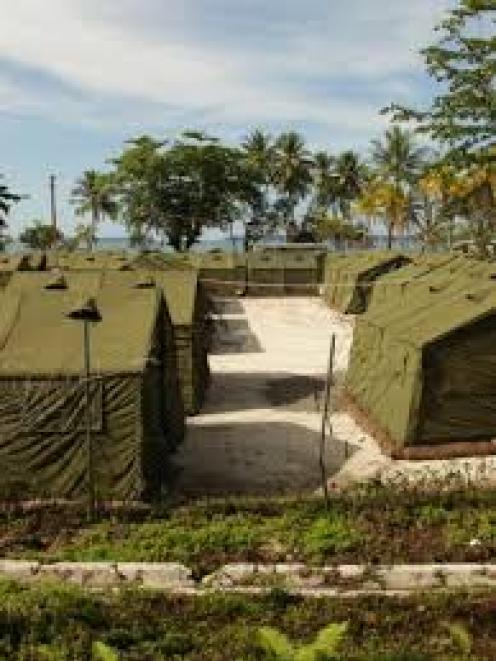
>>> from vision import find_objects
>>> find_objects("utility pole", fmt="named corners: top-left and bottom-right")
top-left (49, 174), bottom-right (57, 237)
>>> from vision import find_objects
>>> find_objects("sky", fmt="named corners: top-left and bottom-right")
top-left (0, 0), bottom-right (453, 238)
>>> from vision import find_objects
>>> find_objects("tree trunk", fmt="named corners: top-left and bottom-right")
top-left (387, 222), bottom-right (393, 250)
top-left (90, 206), bottom-right (98, 252)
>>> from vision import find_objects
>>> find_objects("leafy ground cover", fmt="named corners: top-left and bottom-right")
top-left (0, 579), bottom-right (495, 659)
top-left (1, 485), bottom-right (496, 575)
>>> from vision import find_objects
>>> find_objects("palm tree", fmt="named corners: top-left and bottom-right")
top-left (356, 178), bottom-right (409, 247)
top-left (71, 170), bottom-right (118, 251)
top-left (334, 151), bottom-right (365, 219)
top-left (272, 132), bottom-right (312, 233)
top-left (371, 125), bottom-right (427, 248)
top-left (242, 129), bottom-right (274, 180)
top-left (242, 129), bottom-right (275, 245)
top-left (312, 151), bottom-right (337, 212)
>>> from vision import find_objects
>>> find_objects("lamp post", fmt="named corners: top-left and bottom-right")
top-left (66, 297), bottom-right (102, 520)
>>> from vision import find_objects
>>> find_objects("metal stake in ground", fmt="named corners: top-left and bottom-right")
top-left (320, 334), bottom-right (336, 510)
top-left (66, 297), bottom-right (102, 520)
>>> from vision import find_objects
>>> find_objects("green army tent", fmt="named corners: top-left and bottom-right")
top-left (253, 244), bottom-right (327, 285)
top-left (282, 250), bottom-right (321, 295)
top-left (346, 258), bottom-right (496, 456)
top-left (103, 268), bottom-right (210, 415)
top-left (323, 251), bottom-right (411, 314)
top-left (153, 270), bottom-right (210, 414)
top-left (194, 251), bottom-right (247, 296)
top-left (0, 271), bottom-right (184, 500)
top-left (0, 254), bottom-right (33, 288)
top-left (247, 250), bottom-right (285, 296)
top-left (367, 253), bottom-right (457, 313)
top-left (132, 251), bottom-right (195, 271)
top-left (46, 251), bottom-right (134, 272)
top-left (46, 254), bottom-right (210, 415)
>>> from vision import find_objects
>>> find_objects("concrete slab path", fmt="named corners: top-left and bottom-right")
top-left (172, 297), bottom-right (354, 496)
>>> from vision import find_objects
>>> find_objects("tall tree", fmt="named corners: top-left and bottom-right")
top-left (272, 131), bottom-right (312, 232)
top-left (449, 162), bottom-right (496, 256)
top-left (113, 132), bottom-right (249, 251)
top-left (356, 179), bottom-right (410, 248)
top-left (0, 175), bottom-right (21, 252)
top-left (71, 170), bottom-right (118, 251)
top-left (19, 221), bottom-right (63, 250)
top-left (334, 151), bottom-right (366, 219)
top-left (241, 129), bottom-right (275, 245)
top-left (385, 0), bottom-right (496, 163)
top-left (311, 151), bottom-right (337, 212)
top-left (370, 126), bottom-right (427, 247)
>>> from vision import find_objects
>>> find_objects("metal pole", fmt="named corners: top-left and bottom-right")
top-left (49, 174), bottom-right (57, 236)
top-left (319, 334), bottom-right (336, 511)
top-left (84, 320), bottom-right (95, 520)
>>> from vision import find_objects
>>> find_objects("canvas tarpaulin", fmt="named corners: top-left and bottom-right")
top-left (0, 271), bottom-right (180, 500)
top-left (45, 253), bottom-right (210, 416)
top-left (346, 257), bottom-right (496, 452)
top-left (195, 251), bottom-right (247, 295)
top-left (0, 253), bottom-right (35, 288)
top-left (367, 253), bottom-right (458, 313)
top-left (323, 251), bottom-right (411, 314)
top-left (102, 268), bottom-right (210, 415)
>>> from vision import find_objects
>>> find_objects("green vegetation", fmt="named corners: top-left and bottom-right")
top-left (3, 487), bottom-right (496, 573)
top-left (257, 622), bottom-right (348, 660)
top-left (71, 169), bottom-right (119, 251)
top-left (386, 0), bottom-right (495, 163)
top-left (385, 0), bottom-right (495, 254)
top-left (18, 221), bottom-right (63, 250)
top-left (0, 579), bottom-right (493, 659)
top-left (0, 174), bottom-right (21, 252)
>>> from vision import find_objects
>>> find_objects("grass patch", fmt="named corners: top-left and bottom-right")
top-left (0, 579), bottom-right (494, 659)
top-left (3, 486), bottom-right (496, 572)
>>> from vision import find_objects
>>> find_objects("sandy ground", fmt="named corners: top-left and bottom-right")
top-left (173, 296), bottom-right (496, 496)
top-left (172, 297), bottom-right (354, 496)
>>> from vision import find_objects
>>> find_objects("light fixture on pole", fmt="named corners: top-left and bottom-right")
top-left (66, 297), bottom-right (102, 520)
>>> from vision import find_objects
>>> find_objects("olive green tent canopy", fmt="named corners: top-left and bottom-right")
top-left (45, 251), bottom-right (134, 272)
top-left (346, 257), bottom-right (496, 452)
top-left (43, 253), bottom-right (210, 415)
top-left (1, 271), bottom-right (159, 374)
top-left (0, 253), bottom-right (35, 288)
top-left (367, 253), bottom-right (458, 313)
top-left (247, 250), bottom-right (285, 295)
top-left (102, 269), bottom-right (210, 415)
top-left (0, 271), bottom-right (183, 500)
top-left (194, 251), bottom-right (247, 295)
top-left (323, 251), bottom-right (411, 314)
top-left (132, 251), bottom-right (196, 271)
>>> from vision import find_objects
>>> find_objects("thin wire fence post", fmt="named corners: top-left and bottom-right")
top-left (84, 320), bottom-right (96, 521)
top-left (320, 333), bottom-right (336, 511)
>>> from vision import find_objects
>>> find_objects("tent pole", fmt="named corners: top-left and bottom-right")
top-left (84, 320), bottom-right (95, 521)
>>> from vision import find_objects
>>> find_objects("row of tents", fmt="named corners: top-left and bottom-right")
top-left (0, 253), bottom-right (211, 501)
top-left (320, 250), bottom-right (496, 458)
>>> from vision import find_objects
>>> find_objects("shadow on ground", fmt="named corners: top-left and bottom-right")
top-left (202, 371), bottom-right (346, 414)
top-left (210, 298), bottom-right (245, 316)
top-left (210, 318), bottom-right (264, 355)
top-left (172, 420), bottom-right (358, 497)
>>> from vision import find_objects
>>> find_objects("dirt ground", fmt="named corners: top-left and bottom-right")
top-left (172, 297), bottom-right (354, 496)
top-left (172, 296), bottom-right (496, 496)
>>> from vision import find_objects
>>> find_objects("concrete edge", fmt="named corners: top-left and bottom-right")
top-left (0, 561), bottom-right (496, 595)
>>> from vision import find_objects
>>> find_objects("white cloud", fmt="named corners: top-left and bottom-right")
top-left (0, 0), bottom-right (452, 134)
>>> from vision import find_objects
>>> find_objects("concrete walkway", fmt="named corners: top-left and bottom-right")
top-left (172, 297), bottom-right (354, 496)
top-left (1, 559), bottom-right (496, 596)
